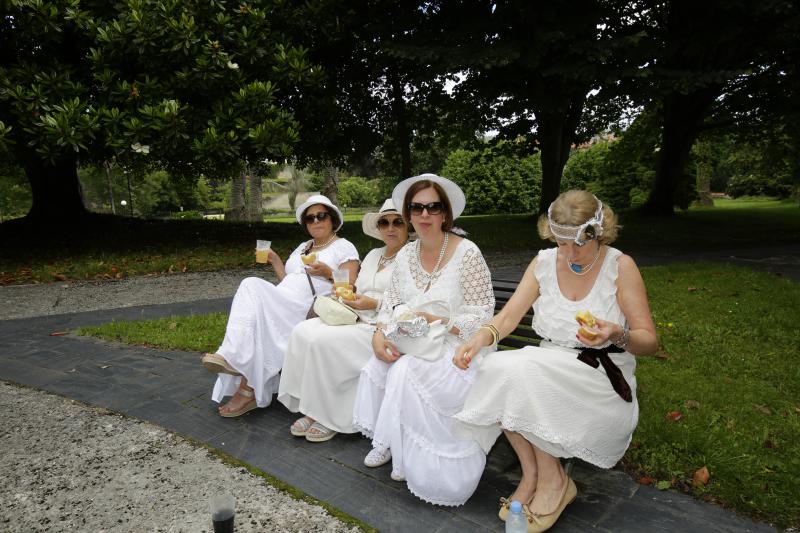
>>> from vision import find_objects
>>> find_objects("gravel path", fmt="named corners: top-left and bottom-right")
top-left (0, 381), bottom-right (361, 533)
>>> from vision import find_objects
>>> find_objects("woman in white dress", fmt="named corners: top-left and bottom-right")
top-left (352, 174), bottom-right (495, 507)
top-left (277, 198), bottom-right (410, 442)
top-left (452, 190), bottom-right (658, 532)
top-left (201, 195), bottom-right (359, 417)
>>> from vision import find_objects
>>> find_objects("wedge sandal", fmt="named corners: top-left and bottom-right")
top-left (202, 353), bottom-right (241, 376)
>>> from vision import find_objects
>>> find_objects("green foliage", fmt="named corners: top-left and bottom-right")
top-left (337, 176), bottom-right (380, 207)
top-left (441, 142), bottom-right (541, 215)
top-left (0, 163), bottom-right (31, 221)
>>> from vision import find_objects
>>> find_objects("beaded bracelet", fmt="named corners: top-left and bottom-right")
top-left (612, 327), bottom-right (630, 350)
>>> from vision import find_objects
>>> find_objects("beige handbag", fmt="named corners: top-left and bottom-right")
top-left (313, 296), bottom-right (359, 326)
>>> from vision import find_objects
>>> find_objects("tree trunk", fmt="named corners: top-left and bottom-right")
top-left (535, 93), bottom-right (585, 214)
top-left (226, 170), bottom-right (246, 221)
top-left (645, 89), bottom-right (719, 214)
top-left (24, 155), bottom-right (88, 221)
top-left (390, 74), bottom-right (412, 179)
top-left (248, 170), bottom-right (262, 221)
top-left (694, 140), bottom-right (714, 207)
top-left (104, 160), bottom-right (116, 215)
top-left (322, 166), bottom-right (338, 204)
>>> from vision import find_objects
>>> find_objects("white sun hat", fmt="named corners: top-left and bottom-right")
top-left (391, 173), bottom-right (466, 220)
top-left (362, 198), bottom-right (401, 240)
top-left (295, 194), bottom-right (344, 231)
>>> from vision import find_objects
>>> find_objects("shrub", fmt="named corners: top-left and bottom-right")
top-left (337, 176), bottom-right (380, 207)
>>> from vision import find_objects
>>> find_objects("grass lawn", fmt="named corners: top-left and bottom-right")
top-left (77, 262), bottom-right (800, 528)
top-left (1, 197), bottom-right (798, 285)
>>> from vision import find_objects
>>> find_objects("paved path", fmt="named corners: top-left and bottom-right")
top-left (0, 294), bottom-right (781, 532)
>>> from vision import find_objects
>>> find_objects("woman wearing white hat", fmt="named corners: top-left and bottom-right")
top-left (201, 195), bottom-right (359, 417)
top-left (352, 174), bottom-right (495, 507)
top-left (277, 198), bottom-right (410, 442)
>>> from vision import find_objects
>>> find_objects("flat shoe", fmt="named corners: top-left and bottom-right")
top-left (363, 447), bottom-right (391, 468)
top-left (219, 388), bottom-right (257, 418)
top-left (305, 421), bottom-right (337, 443)
top-left (202, 353), bottom-right (241, 376)
top-left (498, 496), bottom-right (511, 522)
top-left (528, 477), bottom-right (577, 533)
top-left (290, 416), bottom-right (314, 437)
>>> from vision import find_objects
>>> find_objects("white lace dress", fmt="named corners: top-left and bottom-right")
top-left (453, 247), bottom-right (638, 468)
top-left (211, 238), bottom-right (359, 408)
top-left (277, 246), bottom-right (397, 433)
top-left (352, 238), bottom-right (495, 506)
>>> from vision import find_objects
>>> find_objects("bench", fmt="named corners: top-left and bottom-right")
top-left (491, 277), bottom-right (575, 474)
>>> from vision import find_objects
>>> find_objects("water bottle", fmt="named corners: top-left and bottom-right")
top-left (505, 500), bottom-right (527, 533)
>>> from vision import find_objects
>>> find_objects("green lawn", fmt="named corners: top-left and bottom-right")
top-left (78, 262), bottom-right (800, 528)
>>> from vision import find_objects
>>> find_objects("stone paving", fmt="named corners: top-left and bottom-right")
top-left (0, 290), bottom-right (784, 532)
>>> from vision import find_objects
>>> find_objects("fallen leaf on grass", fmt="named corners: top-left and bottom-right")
top-left (753, 404), bottom-right (772, 415)
top-left (684, 400), bottom-right (700, 409)
top-left (168, 322), bottom-right (178, 330)
top-left (763, 440), bottom-right (776, 449)
top-left (692, 466), bottom-right (710, 487)
top-left (637, 476), bottom-right (655, 485)
top-left (656, 480), bottom-right (671, 490)
top-left (665, 410), bottom-right (682, 421)
top-left (53, 273), bottom-right (67, 281)
top-left (687, 286), bottom-right (697, 292)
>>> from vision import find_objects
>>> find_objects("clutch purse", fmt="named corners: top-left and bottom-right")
top-left (313, 296), bottom-right (359, 326)
top-left (385, 301), bottom-right (450, 361)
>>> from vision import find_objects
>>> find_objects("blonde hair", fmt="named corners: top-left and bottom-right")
top-left (537, 190), bottom-right (619, 244)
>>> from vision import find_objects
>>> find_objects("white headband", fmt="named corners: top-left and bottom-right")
top-left (547, 195), bottom-right (604, 246)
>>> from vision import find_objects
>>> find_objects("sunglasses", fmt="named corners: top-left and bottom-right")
top-left (303, 211), bottom-right (330, 224)
top-left (377, 218), bottom-right (406, 229)
top-left (408, 202), bottom-right (444, 216)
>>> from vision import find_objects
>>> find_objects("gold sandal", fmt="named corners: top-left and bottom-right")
top-left (202, 353), bottom-right (241, 376)
top-left (219, 388), bottom-right (257, 418)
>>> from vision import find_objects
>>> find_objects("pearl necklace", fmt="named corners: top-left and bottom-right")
top-left (378, 249), bottom-right (398, 271)
top-left (567, 246), bottom-right (602, 276)
top-left (310, 233), bottom-right (337, 251)
top-left (419, 233), bottom-right (449, 290)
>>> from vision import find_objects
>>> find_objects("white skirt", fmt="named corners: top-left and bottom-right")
top-left (278, 319), bottom-right (374, 433)
top-left (353, 346), bottom-right (486, 507)
top-left (453, 344), bottom-right (639, 468)
top-left (211, 277), bottom-right (311, 408)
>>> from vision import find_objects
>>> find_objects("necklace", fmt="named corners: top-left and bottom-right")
top-left (310, 233), bottom-right (337, 251)
top-left (418, 233), bottom-right (449, 290)
top-left (378, 248), bottom-right (399, 271)
top-left (567, 246), bottom-right (602, 276)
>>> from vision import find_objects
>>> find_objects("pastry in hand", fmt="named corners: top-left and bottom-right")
top-left (575, 310), bottom-right (599, 340)
top-left (301, 252), bottom-right (317, 265)
top-left (335, 286), bottom-right (356, 301)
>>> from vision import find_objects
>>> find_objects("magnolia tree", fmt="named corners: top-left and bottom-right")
top-left (0, 0), bottom-right (319, 221)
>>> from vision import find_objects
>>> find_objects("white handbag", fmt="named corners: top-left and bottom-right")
top-left (386, 300), bottom-right (450, 361)
top-left (313, 296), bottom-right (359, 326)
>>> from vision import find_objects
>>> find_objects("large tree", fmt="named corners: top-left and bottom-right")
top-left (0, 0), bottom-right (317, 222)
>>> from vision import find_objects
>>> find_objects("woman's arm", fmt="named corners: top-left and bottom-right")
top-left (268, 250), bottom-right (287, 281)
top-left (609, 254), bottom-right (658, 356)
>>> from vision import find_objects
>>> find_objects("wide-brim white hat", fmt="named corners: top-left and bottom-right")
top-left (362, 198), bottom-right (401, 240)
top-left (391, 173), bottom-right (466, 220)
top-left (295, 194), bottom-right (344, 231)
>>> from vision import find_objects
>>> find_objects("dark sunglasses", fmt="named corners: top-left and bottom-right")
top-left (377, 218), bottom-right (406, 229)
top-left (303, 211), bottom-right (330, 224)
top-left (408, 202), bottom-right (444, 215)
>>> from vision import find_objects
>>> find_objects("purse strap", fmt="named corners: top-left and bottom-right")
top-left (305, 270), bottom-right (316, 296)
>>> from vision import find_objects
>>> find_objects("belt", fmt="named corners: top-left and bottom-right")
top-left (576, 345), bottom-right (632, 402)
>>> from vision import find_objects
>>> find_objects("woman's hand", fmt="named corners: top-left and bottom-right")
top-left (344, 294), bottom-right (377, 310)
top-left (305, 261), bottom-right (332, 280)
top-left (414, 311), bottom-right (442, 324)
top-left (576, 317), bottom-right (622, 347)
top-left (452, 328), bottom-right (493, 370)
top-left (372, 330), bottom-right (401, 364)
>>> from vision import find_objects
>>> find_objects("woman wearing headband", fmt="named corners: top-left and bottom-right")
top-left (278, 199), bottom-right (409, 442)
top-left (352, 173), bottom-right (495, 507)
top-left (201, 195), bottom-right (359, 418)
top-left (452, 190), bottom-right (657, 532)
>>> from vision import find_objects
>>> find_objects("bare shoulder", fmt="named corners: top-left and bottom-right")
top-left (615, 252), bottom-right (640, 275)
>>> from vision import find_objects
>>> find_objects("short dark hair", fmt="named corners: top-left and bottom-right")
top-left (301, 204), bottom-right (340, 236)
top-left (402, 180), bottom-right (454, 232)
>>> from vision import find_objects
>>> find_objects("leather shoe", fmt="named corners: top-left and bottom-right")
top-left (527, 477), bottom-right (577, 532)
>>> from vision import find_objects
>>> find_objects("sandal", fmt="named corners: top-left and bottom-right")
top-left (202, 353), bottom-right (241, 376)
top-left (363, 447), bottom-right (392, 468)
top-left (290, 416), bottom-right (314, 437)
top-left (305, 421), bottom-right (338, 443)
top-left (219, 388), bottom-right (257, 418)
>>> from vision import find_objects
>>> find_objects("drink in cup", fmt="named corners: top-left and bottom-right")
top-left (333, 268), bottom-right (350, 290)
top-left (210, 493), bottom-right (235, 533)
top-left (255, 240), bottom-right (271, 264)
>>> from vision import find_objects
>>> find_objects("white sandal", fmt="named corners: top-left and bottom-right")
top-left (364, 447), bottom-right (391, 468)
top-left (290, 416), bottom-right (314, 437)
top-left (305, 421), bottom-right (338, 443)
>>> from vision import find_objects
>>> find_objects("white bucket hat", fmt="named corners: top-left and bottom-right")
top-left (391, 173), bottom-right (466, 220)
top-left (362, 198), bottom-right (401, 240)
top-left (295, 194), bottom-right (344, 231)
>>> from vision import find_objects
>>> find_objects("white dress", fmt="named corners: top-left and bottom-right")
top-left (211, 238), bottom-right (359, 408)
top-left (352, 238), bottom-right (495, 506)
top-left (277, 247), bottom-right (397, 433)
top-left (453, 247), bottom-right (639, 468)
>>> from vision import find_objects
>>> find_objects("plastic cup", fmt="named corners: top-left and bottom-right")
top-left (210, 493), bottom-right (235, 533)
top-left (255, 240), bottom-right (271, 264)
top-left (332, 268), bottom-right (350, 290)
